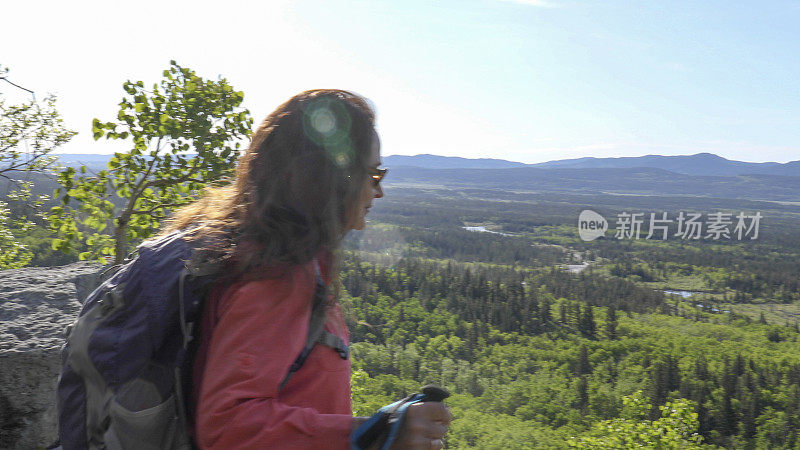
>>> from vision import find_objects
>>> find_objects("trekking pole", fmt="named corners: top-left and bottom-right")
top-left (351, 384), bottom-right (451, 450)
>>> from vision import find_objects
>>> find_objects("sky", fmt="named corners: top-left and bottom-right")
top-left (2, 0), bottom-right (799, 163)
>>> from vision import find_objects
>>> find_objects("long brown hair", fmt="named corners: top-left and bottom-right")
top-left (163, 89), bottom-right (376, 278)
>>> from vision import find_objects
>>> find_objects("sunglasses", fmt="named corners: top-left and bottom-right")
top-left (368, 167), bottom-right (388, 185)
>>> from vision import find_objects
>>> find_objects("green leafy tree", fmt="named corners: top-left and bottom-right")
top-left (1, 65), bottom-right (76, 269)
top-left (0, 203), bottom-right (31, 268)
top-left (568, 391), bottom-right (704, 449)
top-left (49, 61), bottom-right (252, 263)
top-left (350, 368), bottom-right (394, 417)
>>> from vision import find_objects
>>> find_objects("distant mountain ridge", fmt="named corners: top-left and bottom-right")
top-left (12, 152), bottom-right (792, 202)
top-left (531, 152), bottom-right (800, 176)
top-left (386, 166), bottom-right (800, 202)
top-left (386, 152), bottom-right (800, 177)
top-left (384, 154), bottom-right (526, 169)
top-left (55, 152), bottom-right (800, 177)
top-left (54, 153), bottom-right (195, 172)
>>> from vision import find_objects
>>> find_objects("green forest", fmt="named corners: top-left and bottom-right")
top-left (3, 62), bottom-right (800, 448)
top-left (340, 189), bottom-right (800, 449)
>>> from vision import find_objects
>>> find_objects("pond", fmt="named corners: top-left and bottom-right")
top-left (462, 226), bottom-right (512, 236)
top-left (662, 289), bottom-right (699, 298)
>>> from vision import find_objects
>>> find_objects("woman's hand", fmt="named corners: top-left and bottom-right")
top-left (390, 401), bottom-right (453, 449)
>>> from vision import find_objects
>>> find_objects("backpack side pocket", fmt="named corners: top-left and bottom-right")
top-left (102, 362), bottom-right (187, 450)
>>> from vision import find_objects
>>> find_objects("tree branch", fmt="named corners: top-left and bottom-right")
top-left (130, 200), bottom-right (190, 215)
top-left (127, 139), bottom-right (161, 201)
top-left (184, 151), bottom-right (204, 180)
top-left (117, 137), bottom-right (161, 226)
top-left (0, 127), bottom-right (39, 154)
top-left (144, 175), bottom-right (206, 189)
top-left (0, 152), bottom-right (54, 175)
top-left (0, 77), bottom-right (35, 95)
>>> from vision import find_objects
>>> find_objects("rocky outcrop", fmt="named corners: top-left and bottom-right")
top-left (0, 262), bottom-right (103, 449)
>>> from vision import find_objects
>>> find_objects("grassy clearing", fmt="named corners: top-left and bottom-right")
top-left (717, 301), bottom-right (800, 325)
top-left (640, 273), bottom-right (711, 291)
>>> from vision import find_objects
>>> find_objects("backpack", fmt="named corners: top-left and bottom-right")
top-left (56, 230), bottom-right (349, 450)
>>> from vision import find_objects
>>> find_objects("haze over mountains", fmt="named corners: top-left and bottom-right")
top-left (381, 152), bottom-right (800, 202)
top-left (55, 152), bottom-right (799, 177)
top-left (383, 154), bottom-right (527, 170)
top-left (384, 152), bottom-right (800, 177)
top-left (39, 152), bottom-right (800, 202)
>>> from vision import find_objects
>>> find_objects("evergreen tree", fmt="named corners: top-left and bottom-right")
top-left (648, 359), bottom-right (668, 409)
top-left (720, 394), bottom-right (738, 437)
top-left (579, 304), bottom-right (597, 339)
top-left (605, 306), bottom-right (618, 340)
top-left (576, 376), bottom-right (589, 412)
top-left (539, 297), bottom-right (551, 324)
top-left (742, 390), bottom-right (760, 439)
top-left (694, 355), bottom-right (710, 381)
top-left (666, 355), bottom-right (680, 392)
top-left (577, 344), bottom-right (592, 375)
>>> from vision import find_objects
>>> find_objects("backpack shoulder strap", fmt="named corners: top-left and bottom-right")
top-left (308, 259), bottom-right (349, 358)
top-left (319, 331), bottom-right (349, 359)
top-left (279, 258), bottom-right (348, 390)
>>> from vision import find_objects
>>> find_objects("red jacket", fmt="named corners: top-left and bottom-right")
top-left (193, 256), bottom-right (352, 449)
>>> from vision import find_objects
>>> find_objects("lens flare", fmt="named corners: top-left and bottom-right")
top-left (302, 98), bottom-right (355, 169)
top-left (335, 152), bottom-right (350, 167)
top-left (309, 107), bottom-right (336, 136)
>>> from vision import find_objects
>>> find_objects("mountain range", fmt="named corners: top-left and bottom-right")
top-left (40, 152), bottom-right (800, 202)
top-left (55, 152), bottom-right (800, 177)
top-left (384, 152), bottom-right (800, 177)
top-left (385, 166), bottom-right (800, 202)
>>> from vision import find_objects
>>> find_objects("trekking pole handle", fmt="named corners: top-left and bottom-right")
top-left (421, 385), bottom-right (450, 402)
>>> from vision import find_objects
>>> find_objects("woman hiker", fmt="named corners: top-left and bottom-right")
top-left (168, 89), bottom-right (452, 449)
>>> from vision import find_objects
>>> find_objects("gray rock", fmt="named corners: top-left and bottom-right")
top-left (0, 262), bottom-right (103, 450)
